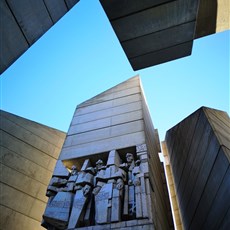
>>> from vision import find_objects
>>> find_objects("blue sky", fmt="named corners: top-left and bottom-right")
top-left (1, 1), bottom-right (229, 141)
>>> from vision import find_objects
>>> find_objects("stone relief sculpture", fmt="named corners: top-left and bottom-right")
top-left (93, 150), bottom-right (126, 224)
top-left (68, 159), bottom-right (94, 229)
top-left (121, 152), bottom-right (149, 220)
top-left (43, 165), bottom-right (78, 230)
top-left (42, 146), bottom-right (150, 229)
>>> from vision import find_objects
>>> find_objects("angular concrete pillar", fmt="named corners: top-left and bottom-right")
top-left (164, 107), bottom-right (230, 229)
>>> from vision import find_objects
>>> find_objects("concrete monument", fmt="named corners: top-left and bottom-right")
top-left (42, 76), bottom-right (173, 229)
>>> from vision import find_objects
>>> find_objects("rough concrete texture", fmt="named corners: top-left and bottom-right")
top-left (165, 107), bottom-right (230, 229)
top-left (0, 110), bottom-right (66, 230)
top-left (0, 0), bottom-right (80, 74)
top-left (100, 0), bottom-right (230, 70)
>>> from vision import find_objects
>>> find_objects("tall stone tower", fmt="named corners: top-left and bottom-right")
top-left (42, 76), bottom-right (173, 230)
top-left (163, 107), bottom-right (230, 230)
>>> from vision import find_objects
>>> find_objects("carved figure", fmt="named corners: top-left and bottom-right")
top-left (68, 159), bottom-right (95, 229)
top-left (43, 165), bottom-right (78, 229)
top-left (93, 150), bottom-right (126, 224)
top-left (42, 175), bottom-right (69, 230)
top-left (120, 152), bottom-right (136, 218)
top-left (121, 152), bottom-right (149, 219)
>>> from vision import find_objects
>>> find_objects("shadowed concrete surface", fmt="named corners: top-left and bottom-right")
top-left (163, 107), bottom-right (230, 230)
top-left (100, 0), bottom-right (230, 70)
top-left (0, 110), bottom-right (66, 230)
top-left (0, 0), bottom-right (80, 74)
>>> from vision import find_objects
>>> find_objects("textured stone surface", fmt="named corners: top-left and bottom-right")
top-left (100, 0), bottom-right (229, 70)
top-left (0, 110), bottom-right (66, 230)
top-left (165, 107), bottom-right (230, 229)
top-left (100, 0), bottom-right (199, 70)
top-left (0, 0), bottom-right (80, 74)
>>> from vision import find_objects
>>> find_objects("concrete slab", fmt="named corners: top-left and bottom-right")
top-left (65, 0), bottom-right (80, 10)
top-left (189, 148), bottom-right (229, 229)
top-left (122, 21), bottom-right (196, 58)
top-left (129, 41), bottom-right (193, 70)
top-left (110, 0), bottom-right (199, 42)
top-left (0, 1), bottom-right (29, 74)
top-left (0, 110), bottom-right (66, 148)
top-left (1, 116), bottom-right (59, 158)
top-left (0, 164), bottom-right (48, 202)
top-left (75, 94), bottom-right (141, 116)
top-left (0, 146), bottom-right (52, 185)
top-left (100, 0), bottom-right (174, 20)
top-left (100, 0), bottom-right (199, 70)
top-left (0, 132), bottom-right (56, 171)
top-left (60, 131), bottom-right (145, 160)
top-left (44, 0), bottom-right (68, 23)
top-left (65, 120), bottom-right (144, 147)
top-left (72, 101), bottom-right (142, 125)
top-left (0, 0), bottom-right (80, 74)
top-left (0, 206), bottom-right (43, 230)
top-left (69, 109), bottom-right (143, 135)
top-left (1, 183), bottom-right (46, 221)
top-left (7, 0), bottom-right (53, 45)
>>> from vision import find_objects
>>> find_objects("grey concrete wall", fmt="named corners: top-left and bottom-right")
top-left (140, 82), bottom-right (174, 230)
top-left (165, 107), bottom-right (230, 229)
top-left (0, 110), bottom-right (66, 230)
top-left (59, 76), bottom-right (145, 161)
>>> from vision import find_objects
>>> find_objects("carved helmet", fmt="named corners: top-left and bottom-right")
top-left (96, 159), bottom-right (104, 165)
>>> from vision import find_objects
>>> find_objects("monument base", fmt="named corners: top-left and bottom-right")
top-left (70, 219), bottom-right (154, 230)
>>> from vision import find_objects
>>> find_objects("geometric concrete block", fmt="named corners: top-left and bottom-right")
top-left (165, 106), bottom-right (230, 229)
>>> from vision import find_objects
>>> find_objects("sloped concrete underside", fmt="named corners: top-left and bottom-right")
top-left (0, 0), bottom-right (80, 74)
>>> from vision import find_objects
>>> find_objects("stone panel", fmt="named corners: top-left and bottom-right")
top-left (165, 107), bottom-right (230, 229)
top-left (0, 0), bottom-right (80, 74)
top-left (78, 77), bottom-right (140, 108)
top-left (0, 183), bottom-right (46, 221)
top-left (182, 132), bottom-right (220, 225)
top-left (201, 167), bottom-right (230, 229)
top-left (1, 115), bottom-right (60, 158)
top-left (0, 205), bottom-right (43, 230)
top-left (64, 120), bottom-right (144, 147)
top-left (78, 86), bottom-right (141, 109)
top-left (122, 21), bottom-right (196, 58)
top-left (0, 110), bottom-right (65, 230)
top-left (0, 164), bottom-right (48, 202)
top-left (0, 131), bottom-right (56, 171)
top-left (65, 0), bottom-right (80, 9)
top-left (69, 110), bottom-right (143, 135)
top-left (75, 93), bottom-right (141, 116)
top-left (0, 146), bottom-right (52, 185)
top-left (72, 101), bottom-right (142, 125)
top-left (1, 110), bottom-right (66, 148)
top-left (110, 0), bottom-right (199, 42)
top-left (189, 148), bottom-right (229, 229)
top-left (43, 0), bottom-right (68, 23)
top-left (129, 41), bottom-right (193, 70)
top-left (0, 0), bottom-right (29, 74)
top-left (6, 0), bottom-right (53, 45)
top-left (100, 0), bottom-right (203, 70)
top-left (60, 131), bottom-right (145, 160)
top-left (100, 0), bottom-right (174, 20)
